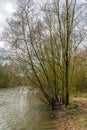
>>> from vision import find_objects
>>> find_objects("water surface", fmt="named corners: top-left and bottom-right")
top-left (0, 87), bottom-right (57, 130)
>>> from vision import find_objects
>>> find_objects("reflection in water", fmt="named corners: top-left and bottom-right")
top-left (0, 87), bottom-right (57, 130)
top-left (19, 87), bottom-right (29, 108)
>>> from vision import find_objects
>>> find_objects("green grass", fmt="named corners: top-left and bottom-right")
top-left (68, 103), bottom-right (78, 109)
top-left (70, 92), bottom-right (87, 98)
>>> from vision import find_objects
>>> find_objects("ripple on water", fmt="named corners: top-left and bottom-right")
top-left (0, 87), bottom-right (57, 130)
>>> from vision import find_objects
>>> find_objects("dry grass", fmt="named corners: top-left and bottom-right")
top-left (54, 97), bottom-right (87, 130)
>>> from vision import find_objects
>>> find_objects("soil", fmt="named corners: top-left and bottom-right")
top-left (52, 97), bottom-right (87, 130)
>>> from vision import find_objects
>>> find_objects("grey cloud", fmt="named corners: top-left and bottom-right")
top-left (0, 0), bottom-right (17, 31)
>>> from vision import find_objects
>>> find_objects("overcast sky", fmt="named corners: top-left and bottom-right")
top-left (0, 0), bottom-right (86, 47)
top-left (0, 0), bottom-right (16, 47)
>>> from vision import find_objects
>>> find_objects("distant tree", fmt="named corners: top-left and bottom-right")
top-left (0, 64), bottom-right (22, 88)
top-left (71, 48), bottom-right (87, 94)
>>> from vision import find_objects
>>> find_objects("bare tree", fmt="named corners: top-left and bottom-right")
top-left (2, 0), bottom-right (87, 108)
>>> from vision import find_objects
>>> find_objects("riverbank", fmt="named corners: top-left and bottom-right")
top-left (53, 97), bottom-right (87, 130)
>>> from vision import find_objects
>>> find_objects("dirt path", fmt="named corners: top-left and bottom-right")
top-left (54, 97), bottom-right (87, 130)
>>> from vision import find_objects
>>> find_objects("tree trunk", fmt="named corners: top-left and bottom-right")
top-left (65, 0), bottom-right (69, 106)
